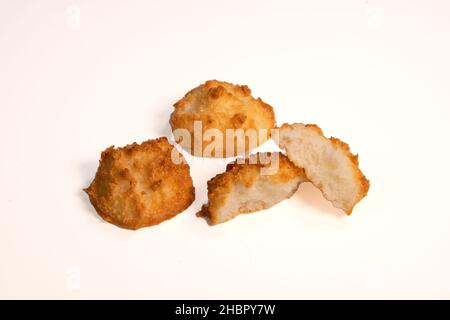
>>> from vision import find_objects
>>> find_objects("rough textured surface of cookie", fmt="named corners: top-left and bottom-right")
top-left (170, 80), bottom-right (276, 157)
top-left (84, 137), bottom-right (195, 230)
top-left (198, 153), bottom-right (307, 225)
top-left (277, 123), bottom-right (370, 214)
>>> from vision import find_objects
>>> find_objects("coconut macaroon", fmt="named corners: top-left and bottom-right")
top-left (198, 153), bottom-right (307, 225)
top-left (84, 137), bottom-right (195, 230)
top-left (170, 80), bottom-right (276, 158)
top-left (276, 123), bottom-right (370, 214)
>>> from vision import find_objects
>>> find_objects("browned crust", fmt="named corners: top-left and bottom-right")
top-left (170, 80), bottom-right (276, 157)
top-left (278, 123), bottom-right (370, 214)
top-left (197, 153), bottom-right (306, 224)
top-left (84, 137), bottom-right (195, 230)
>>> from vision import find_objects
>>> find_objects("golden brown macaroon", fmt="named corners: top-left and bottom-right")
top-left (84, 137), bottom-right (195, 230)
top-left (170, 80), bottom-right (276, 158)
top-left (198, 153), bottom-right (307, 225)
top-left (276, 123), bottom-right (370, 214)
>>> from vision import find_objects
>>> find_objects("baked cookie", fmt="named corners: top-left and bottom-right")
top-left (198, 153), bottom-right (307, 225)
top-left (170, 80), bottom-right (276, 157)
top-left (84, 137), bottom-right (195, 229)
top-left (276, 123), bottom-right (370, 214)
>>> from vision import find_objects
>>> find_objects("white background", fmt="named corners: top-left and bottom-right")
top-left (1, 0), bottom-right (449, 299)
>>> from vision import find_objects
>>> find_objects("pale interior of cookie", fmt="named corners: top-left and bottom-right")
top-left (212, 176), bottom-right (304, 224)
top-left (279, 124), bottom-right (362, 213)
